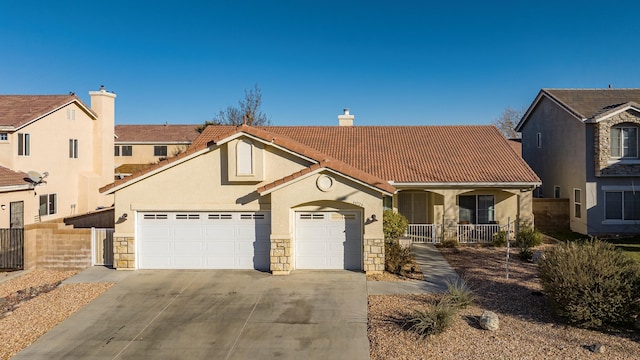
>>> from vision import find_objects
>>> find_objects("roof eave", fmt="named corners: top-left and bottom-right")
top-left (515, 90), bottom-right (586, 132)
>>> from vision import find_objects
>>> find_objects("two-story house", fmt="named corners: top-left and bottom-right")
top-left (0, 87), bottom-right (115, 228)
top-left (114, 124), bottom-right (199, 178)
top-left (516, 88), bottom-right (640, 235)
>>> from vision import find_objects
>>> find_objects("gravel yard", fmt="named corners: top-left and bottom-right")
top-left (368, 246), bottom-right (640, 360)
top-left (0, 270), bottom-right (112, 360)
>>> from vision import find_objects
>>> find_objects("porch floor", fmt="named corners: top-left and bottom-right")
top-left (367, 243), bottom-right (461, 295)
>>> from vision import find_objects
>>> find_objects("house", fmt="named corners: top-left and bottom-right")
top-left (0, 87), bottom-right (115, 229)
top-left (516, 88), bottom-right (640, 235)
top-left (100, 111), bottom-right (540, 274)
top-left (114, 124), bottom-right (200, 178)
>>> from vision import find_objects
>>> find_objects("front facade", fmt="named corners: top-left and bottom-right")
top-left (114, 124), bottom-right (200, 178)
top-left (517, 88), bottom-right (640, 235)
top-left (102, 115), bottom-right (539, 274)
top-left (0, 88), bottom-right (115, 228)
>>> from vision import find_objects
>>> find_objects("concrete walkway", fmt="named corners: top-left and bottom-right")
top-left (367, 243), bottom-right (461, 295)
top-left (61, 266), bottom-right (132, 284)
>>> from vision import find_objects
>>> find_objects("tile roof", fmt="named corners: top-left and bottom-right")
top-left (543, 88), bottom-right (640, 119)
top-left (0, 94), bottom-right (92, 128)
top-left (115, 124), bottom-right (201, 143)
top-left (194, 125), bottom-right (540, 184)
top-left (0, 166), bottom-right (28, 188)
top-left (115, 163), bottom-right (156, 174)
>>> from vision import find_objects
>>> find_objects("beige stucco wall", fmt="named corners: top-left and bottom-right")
top-left (114, 143), bottom-right (190, 167)
top-left (0, 190), bottom-right (38, 228)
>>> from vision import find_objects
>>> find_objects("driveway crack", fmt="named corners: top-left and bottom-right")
top-left (224, 292), bottom-right (263, 360)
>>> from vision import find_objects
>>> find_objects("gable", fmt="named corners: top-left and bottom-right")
top-left (0, 95), bottom-right (96, 131)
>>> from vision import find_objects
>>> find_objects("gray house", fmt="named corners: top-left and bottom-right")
top-left (516, 88), bottom-right (640, 235)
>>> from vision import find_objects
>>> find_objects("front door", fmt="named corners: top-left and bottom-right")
top-left (10, 201), bottom-right (24, 228)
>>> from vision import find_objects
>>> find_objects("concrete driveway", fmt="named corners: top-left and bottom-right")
top-left (13, 270), bottom-right (368, 360)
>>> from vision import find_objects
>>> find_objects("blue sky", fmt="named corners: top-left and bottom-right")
top-left (1, 1), bottom-right (638, 126)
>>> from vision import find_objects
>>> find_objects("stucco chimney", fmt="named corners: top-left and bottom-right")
top-left (89, 86), bottom-right (116, 207)
top-left (338, 108), bottom-right (354, 126)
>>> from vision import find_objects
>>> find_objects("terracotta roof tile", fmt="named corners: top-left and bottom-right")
top-left (115, 124), bottom-right (200, 143)
top-left (0, 166), bottom-right (28, 188)
top-left (194, 125), bottom-right (540, 184)
top-left (543, 88), bottom-right (640, 119)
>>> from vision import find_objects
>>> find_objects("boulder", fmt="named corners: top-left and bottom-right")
top-left (531, 250), bottom-right (546, 264)
top-left (585, 344), bottom-right (605, 354)
top-left (479, 310), bottom-right (499, 331)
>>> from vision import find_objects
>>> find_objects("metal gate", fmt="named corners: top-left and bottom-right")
top-left (92, 228), bottom-right (114, 266)
top-left (0, 228), bottom-right (24, 270)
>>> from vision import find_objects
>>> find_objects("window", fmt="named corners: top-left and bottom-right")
top-left (605, 191), bottom-right (640, 220)
top-left (554, 186), bottom-right (560, 199)
top-left (66, 108), bottom-right (75, 120)
top-left (0, 133), bottom-right (7, 141)
top-left (459, 195), bottom-right (495, 224)
top-left (17, 133), bottom-right (30, 156)
top-left (383, 196), bottom-right (393, 211)
top-left (154, 145), bottom-right (167, 157)
top-left (398, 192), bottom-right (427, 223)
top-left (121, 145), bottom-right (132, 156)
top-left (39, 194), bottom-right (57, 216)
top-left (536, 132), bottom-right (542, 148)
top-left (236, 140), bottom-right (253, 175)
top-left (69, 139), bottom-right (78, 158)
top-left (574, 189), bottom-right (581, 219)
top-left (114, 146), bottom-right (120, 156)
top-left (611, 126), bottom-right (638, 158)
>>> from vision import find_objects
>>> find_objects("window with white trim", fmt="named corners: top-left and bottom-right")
top-left (459, 195), bottom-right (495, 224)
top-left (121, 145), bottom-right (132, 156)
top-left (610, 125), bottom-right (638, 158)
top-left (66, 108), bottom-right (75, 120)
top-left (69, 139), bottom-right (78, 158)
top-left (114, 146), bottom-right (120, 156)
top-left (605, 191), bottom-right (640, 220)
top-left (0, 133), bottom-right (7, 141)
top-left (574, 188), bottom-right (581, 219)
top-left (17, 133), bottom-right (30, 156)
top-left (39, 194), bottom-right (57, 216)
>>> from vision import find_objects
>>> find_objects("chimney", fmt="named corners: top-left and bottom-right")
top-left (338, 108), bottom-right (354, 126)
top-left (89, 86), bottom-right (116, 207)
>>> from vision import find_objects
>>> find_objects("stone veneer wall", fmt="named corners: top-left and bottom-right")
top-left (595, 109), bottom-right (640, 176)
top-left (270, 236), bottom-right (291, 275)
top-left (113, 237), bottom-right (135, 269)
top-left (363, 237), bottom-right (384, 273)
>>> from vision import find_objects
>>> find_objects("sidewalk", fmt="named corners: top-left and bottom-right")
top-left (62, 266), bottom-right (132, 284)
top-left (367, 243), bottom-right (460, 295)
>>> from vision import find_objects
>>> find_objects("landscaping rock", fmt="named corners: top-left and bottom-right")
top-left (585, 344), bottom-right (605, 354)
top-left (479, 310), bottom-right (499, 331)
top-left (531, 250), bottom-right (546, 264)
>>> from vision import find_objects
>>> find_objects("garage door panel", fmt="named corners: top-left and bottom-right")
top-left (138, 212), bottom-right (270, 270)
top-left (296, 211), bottom-right (362, 270)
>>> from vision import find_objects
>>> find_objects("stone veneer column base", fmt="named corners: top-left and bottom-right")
top-left (270, 235), bottom-right (292, 275)
top-left (113, 236), bottom-right (135, 269)
top-left (363, 237), bottom-right (384, 274)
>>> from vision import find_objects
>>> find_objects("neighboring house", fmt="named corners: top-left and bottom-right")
top-left (100, 111), bottom-right (539, 274)
top-left (0, 87), bottom-right (115, 228)
top-left (114, 124), bottom-right (199, 178)
top-left (516, 88), bottom-right (640, 235)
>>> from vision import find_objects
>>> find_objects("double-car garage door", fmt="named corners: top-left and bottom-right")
top-left (137, 210), bottom-right (362, 270)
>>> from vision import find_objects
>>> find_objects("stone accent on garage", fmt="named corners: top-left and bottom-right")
top-left (595, 109), bottom-right (640, 176)
top-left (270, 235), bottom-right (292, 275)
top-left (114, 237), bottom-right (135, 269)
top-left (363, 236), bottom-right (384, 274)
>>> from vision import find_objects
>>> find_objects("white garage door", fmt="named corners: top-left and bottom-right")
top-left (295, 211), bottom-right (362, 270)
top-left (137, 212), bottom-right (270, 270)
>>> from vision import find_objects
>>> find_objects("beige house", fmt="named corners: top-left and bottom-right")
top-left (101, 112), bottom-right (540, 274)
top-left (0, 87), bottom-right (115, 228)
top-left (114, 124), bottom-right (200, 178)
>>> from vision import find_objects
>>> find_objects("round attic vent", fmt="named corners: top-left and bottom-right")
top-left (316, 175), bottom-right (334, 192)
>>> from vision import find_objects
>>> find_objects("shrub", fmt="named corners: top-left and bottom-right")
top-left (492, 231), bottom-right (508, 247)
top-left (445, 277), bottom-right (475, 309)
top-left (385, 240), bottom-right (414, 274)
top-left (404, 298), bottom-right (457, 338)
top-left (383, 210), bottom-right (408, 240)
top-left (440, 238), bottom-right (459, 248)
top-left (516, 227), bottom-right (543, 248)
top-left (538, 240), bottom-right (640, 328)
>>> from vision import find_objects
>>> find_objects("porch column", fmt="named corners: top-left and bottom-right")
top-left (442, 190), bottom-right (458, 241)
top-left (517, 191), bottom-right (534, 229)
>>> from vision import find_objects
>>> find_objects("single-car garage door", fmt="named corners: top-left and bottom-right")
top-left (137, 212), bottom-right (270, 270)
top-left (295, 211), bottom-right (362, 270)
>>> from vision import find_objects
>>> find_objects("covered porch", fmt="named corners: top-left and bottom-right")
top-left (394, 187), bottom-right (533, 244)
